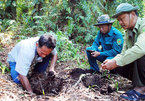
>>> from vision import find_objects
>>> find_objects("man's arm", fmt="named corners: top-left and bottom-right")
top-left (49, 53), bottom-right (57, 72)
top-left (19, 74), bottom-right (33, 93)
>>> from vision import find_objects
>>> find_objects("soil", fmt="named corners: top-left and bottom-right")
top-left (0, 35), bottom-right (139, 101)
top-left (69, 68), bottom-right (115, 94)
top-left (28, 71), bottom-right (64, 95)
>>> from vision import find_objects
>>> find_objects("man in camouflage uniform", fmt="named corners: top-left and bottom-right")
top-left (86, 14), bottom-right (123, 71)
top-left (102, 3), bottom-right (145, 100)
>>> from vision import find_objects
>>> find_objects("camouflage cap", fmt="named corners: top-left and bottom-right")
top-left (112, 3), bottom-right (139, 18)
top-left (94, 14), bottom-right (114, 26)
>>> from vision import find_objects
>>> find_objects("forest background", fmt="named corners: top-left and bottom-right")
top-left (0, 0), bottom-right (145, 69)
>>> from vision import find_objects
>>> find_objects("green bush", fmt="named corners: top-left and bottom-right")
top-left (1, 0), bottom-right (144, 43)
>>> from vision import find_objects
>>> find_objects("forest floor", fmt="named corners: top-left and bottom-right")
top-left (0, 34), bottom-right (136, 101)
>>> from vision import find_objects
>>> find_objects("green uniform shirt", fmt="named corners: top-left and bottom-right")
top-left (114, 17), bottom-right (145, 66)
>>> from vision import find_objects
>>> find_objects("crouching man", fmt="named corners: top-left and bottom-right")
top-left (101, 3), bottom-right (145, 100)
top-left (7, 34), bottom-right (57, 93)
top-left (86, 14), bottom-right (123, 72)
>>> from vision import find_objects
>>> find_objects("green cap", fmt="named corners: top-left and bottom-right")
top-left (112, 3), bottom-right (139, 18)
top-left (94, 14), bottom-right (114, 26)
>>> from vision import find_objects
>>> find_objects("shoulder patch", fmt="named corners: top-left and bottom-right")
top-left (117, 39), bottom-right (121, 45)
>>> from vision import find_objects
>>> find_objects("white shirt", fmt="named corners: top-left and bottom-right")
top-left (7, 37), bottom-right (57, 76)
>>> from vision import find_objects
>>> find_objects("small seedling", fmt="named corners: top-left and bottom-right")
top-left (114, 81), bottom-right (119, 92)
top-left (0, 62), bottom-right (10, 74)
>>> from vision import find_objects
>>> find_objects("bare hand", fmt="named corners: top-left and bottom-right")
top-left (101, 59), bottom-right (118, 70)
top-left (19, 74), bottom-right (33, 93)
top-left (91, 51), bottom-right (100, 57)
top-left (49, 69), bottom-right (56, 75)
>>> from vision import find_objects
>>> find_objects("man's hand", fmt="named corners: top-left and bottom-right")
top-left (101, 59), bottom-right (118, 70)
top-left (91, 51), bottom-right (100, 57)
top-left (19, 74), bottom-right (33, 93)
top-left (49, 69), bottom-right (56, 74)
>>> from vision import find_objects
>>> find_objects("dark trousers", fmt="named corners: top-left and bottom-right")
top-left (114, 55), bottom-right (145, 87)
top-left (86, 50), bottom-right (113, 71)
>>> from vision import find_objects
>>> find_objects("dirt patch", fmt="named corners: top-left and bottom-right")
top-left (82, 73), bottom-right (114, 94)
top-left (28, 71), bottom-right (64, 96)
top-left (69, 68), bottom-right (86, 80)
top-left (69, 68), bottom-right (114, 94)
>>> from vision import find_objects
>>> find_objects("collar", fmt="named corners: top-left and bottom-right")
top-left (106, 26), bottom-right (114, 36)
top-left (132, 17), bottom-right (141, 34)
top-left (126, 17), bottom-right (141, 36)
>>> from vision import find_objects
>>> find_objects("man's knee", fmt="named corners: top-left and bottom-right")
top-left (11, 70), bottom-right (20, 84)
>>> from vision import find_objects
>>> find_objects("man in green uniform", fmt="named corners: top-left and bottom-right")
top-left (101, 3), bottom-right (145, 100)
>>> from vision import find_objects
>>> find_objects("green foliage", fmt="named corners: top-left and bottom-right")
top-left (56, 31), bottom-right (82, 62)
top-left (0, 0), bottom-right (144, 66)
top-left (0, 62), bottom-right (10, 74)
top-left (1, 0), bottom-right (144, 43)
top-left (101, 70), bottom-right (108, 77)
top-left (0, 19), bottom-right (16, 32)
top-left (0, 0), bottom-right (16, 19)
top-left (114, 81), bottom-right (119, 92)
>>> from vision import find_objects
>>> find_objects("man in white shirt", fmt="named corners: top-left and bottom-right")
top-left (7, 34), bottom-right (57, 93)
